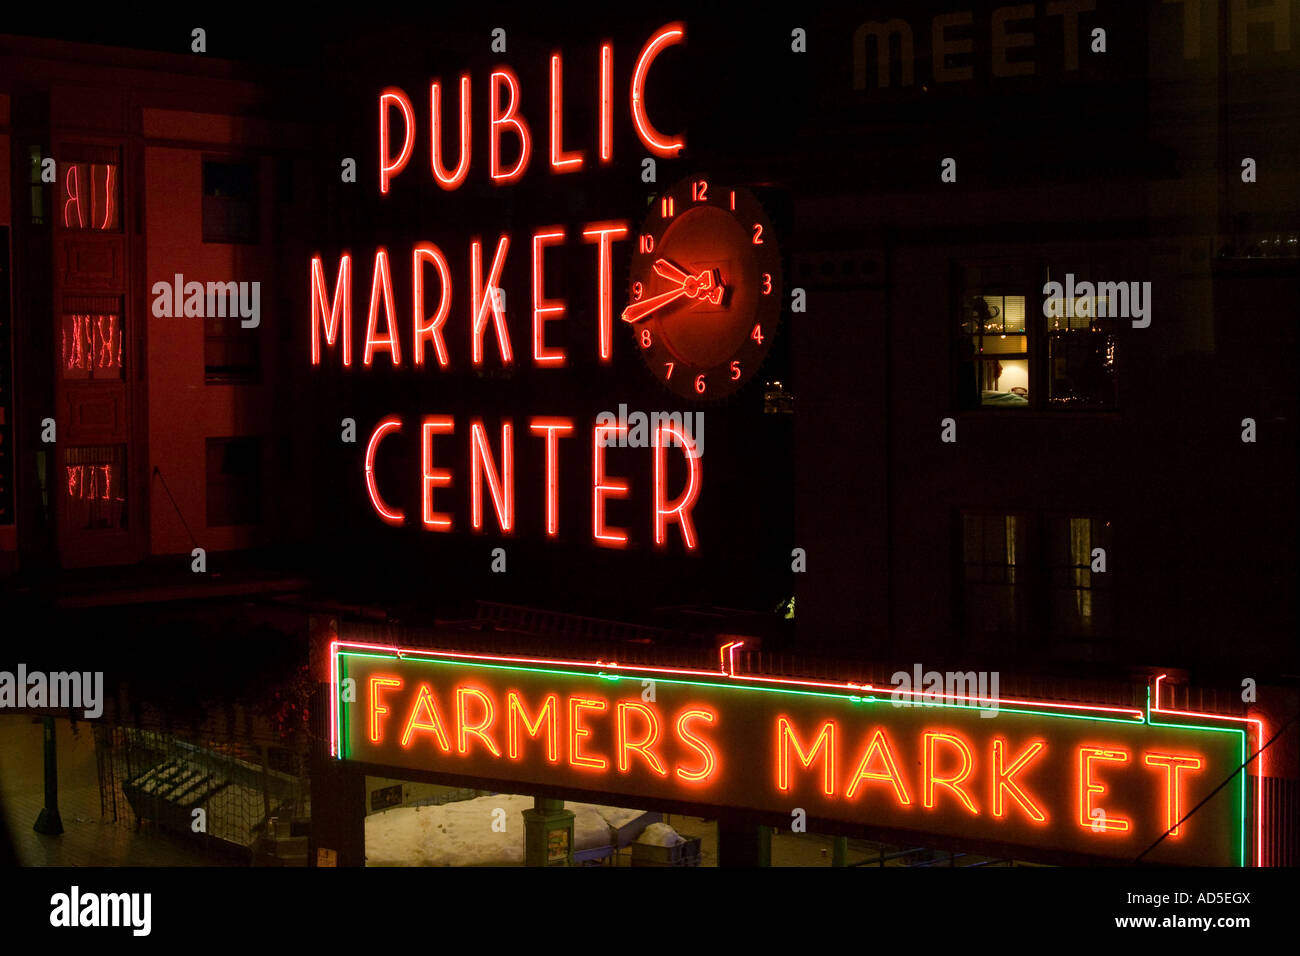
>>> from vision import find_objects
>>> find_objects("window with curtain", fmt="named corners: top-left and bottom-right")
top-left (962, 513), bottom-right (1115, 649)
top-left (65, 445), bottom-right (127, 530)
top-left (962, 513), bottom-right (1022, 643)
top-left (1048, 516), bottom-right (1114, 639)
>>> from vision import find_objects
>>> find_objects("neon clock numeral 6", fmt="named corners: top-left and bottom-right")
top-left (761, 273), bottom-right (772, 295)
top-left (730, 360), bottom-right (741, 380)
top-left (752, 224), bottom-right (763, 245)
top-left (665, 362), bottom-right (674, 379)
top-left (694, 374), bottom-right (706, 393)
top-left (751, 324), bottom-right (764, 345)
top-left (640, 328), bottom-right (652, 348)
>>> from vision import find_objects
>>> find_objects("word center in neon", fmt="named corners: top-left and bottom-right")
top-left (363, 416), bottom-right (701, 550)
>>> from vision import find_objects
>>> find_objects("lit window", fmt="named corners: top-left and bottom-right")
top-left (956, 261), bottom-right (1119, 411)
top-left (62, 296), bottom-right (125, 381)
top-left (763, 380), bottom-right (793, 415)
top-left (1048, 517), bottom-right (1114, 640)
top-left (57, 157), bottom-right (121, 232)
top-left (1044, 268), bottom-right (1118, 408)
top-left (962, 294), bottom-right (1029, 406)
top-left (61, 313), bottom-right (123, 379)
top-left (65, 445), bottom-right (127, 530)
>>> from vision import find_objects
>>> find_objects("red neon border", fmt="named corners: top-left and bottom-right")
top-left (1153, 673), bottom-right (1265, 866)
top-left (331, 638), bottom-right (1149, 762)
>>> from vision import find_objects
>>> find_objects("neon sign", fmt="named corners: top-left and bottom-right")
top-left (310, 24), bottom-right (703, 549)
top-left (377, 24), bottom-right (684, 192)
top-left (59, 162), bottom-right (118, 231)
top-left (333, 641), bottom-right (1254, 866)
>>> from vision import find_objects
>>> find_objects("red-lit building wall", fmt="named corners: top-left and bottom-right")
top-left (143, 112), bottom-right (280, 556)
top-left (0, 36), bottom-right (306, 570)
top-left (0, 91), bottom-right (12, 560)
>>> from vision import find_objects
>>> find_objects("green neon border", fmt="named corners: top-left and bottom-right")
top-left (1145, 688), bottom-right (1248, 867)
top-left (332, 648), bottom-right (1248, 865)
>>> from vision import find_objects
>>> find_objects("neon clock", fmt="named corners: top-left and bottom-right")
top-left (623, 177), bottom-right (782, 399)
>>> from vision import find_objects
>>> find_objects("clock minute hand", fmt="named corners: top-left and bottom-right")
top-left (621, 285), bottom-right (690, 324)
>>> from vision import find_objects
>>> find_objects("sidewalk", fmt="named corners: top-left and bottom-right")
top-left (0, 715), bottom-right (229, 866)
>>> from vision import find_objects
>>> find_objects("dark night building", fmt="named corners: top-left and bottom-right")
top-left (0, 2), bottom-right (1295, 880)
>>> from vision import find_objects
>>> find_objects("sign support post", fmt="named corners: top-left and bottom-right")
top-left (33, 717), bottom-right (63, 835)
top-left (718, 818), bottom-right (770, 867)
top-left (832, 835), bottom-right (848, 867)
top-left (523, 796), bottom-right (575, 866)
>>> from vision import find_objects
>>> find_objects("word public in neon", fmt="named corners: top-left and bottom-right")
top-left (379, 24), bottom-right (685, 193)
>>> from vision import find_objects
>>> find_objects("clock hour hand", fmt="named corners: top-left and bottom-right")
top-left (653, 258), bottom-right (691, 284)
top-left (655, 259), bottom-right (725, 301)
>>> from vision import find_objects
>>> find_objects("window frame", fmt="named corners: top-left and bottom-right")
top-left (955, 259), bottom-right (1122, 413)
top-left (959, 510), bottom-right (1117, 655)
top-left (200, 155), bottom-right (261, 246)
top-left (53, 144), bottom-right (124, 234)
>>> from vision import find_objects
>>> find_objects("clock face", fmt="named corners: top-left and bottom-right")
top-left (623, 177), bottom-right (782, 400)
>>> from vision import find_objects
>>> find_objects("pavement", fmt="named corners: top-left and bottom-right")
top-left (0, 715), bottom-right (225, 866)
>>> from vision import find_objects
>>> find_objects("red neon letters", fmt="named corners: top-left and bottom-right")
top-left (631, 23), bottom-right (686, 157)
top-left (364, 416), bottom-right (698, 547)
top-left (771, 717), bottom-right (1205, 843)
top-left (531, 228), bottom-right (567, 366)
top-left (378, 24), bottom-right (685, 192)
top-left (431, 76), bottom-right (472, 189)
top-left (364, 416), bottom-right (700, 548)
top-left (379, 89), bottom-right (416, 195)
top-left (489, 68), bottom-right (532, 184)
top-left (344, 650), bottom-right (1238, 864)
top-left (312, 224), bottom-right (628, 370)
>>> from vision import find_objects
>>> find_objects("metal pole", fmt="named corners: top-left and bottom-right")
top-left (34, 717), bottom-right (64, 835)
top-left (832, 835), bottom-right (848, 867)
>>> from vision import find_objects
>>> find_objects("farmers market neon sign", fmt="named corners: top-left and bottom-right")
top-left (332, 641), bottom-right (1260, 866)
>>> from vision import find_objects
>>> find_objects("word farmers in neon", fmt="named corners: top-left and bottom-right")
top-left (379, 23), bottom-right (686, 193)
top-left (366, 674), bottom-right (719, 780)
